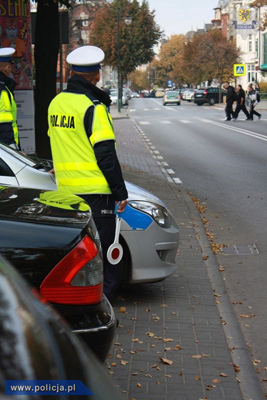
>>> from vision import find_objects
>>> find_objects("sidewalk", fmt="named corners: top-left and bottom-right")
top-left (106, 107), bottom-right (264, 400)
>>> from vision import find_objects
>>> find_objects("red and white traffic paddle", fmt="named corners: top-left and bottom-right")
top-left (107, 214), bottom-right (123, 265)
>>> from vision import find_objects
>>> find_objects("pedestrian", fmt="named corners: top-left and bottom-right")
top-left (223, 82), bottom-right (237, 121)
top-left (247, 83), bottom-right (261, 121)
top-left (0, 47), bottom-right (20, 149)
top-left (47, 45), bottom-right (128, 302)
top-left (233, 84), bottom-right (250, 121)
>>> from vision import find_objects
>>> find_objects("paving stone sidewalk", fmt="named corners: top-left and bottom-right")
top-left (104, 113), bottom-right (246, 400)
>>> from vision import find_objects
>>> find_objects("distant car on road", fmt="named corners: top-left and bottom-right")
top-left (163, 90), bottom-right (181, 106)
top-left (131, 91), bottom-right (139, 98)
top-left (0, 143), bottom-right (180, 286)
top-left (183, 89), bottom-right (196, 102)
top-left (155, 88), bottom-right (165, 98)
top-left (110, 89), bottom-right (128, 106)
top-left (194, 87), bottom-right (227, 106)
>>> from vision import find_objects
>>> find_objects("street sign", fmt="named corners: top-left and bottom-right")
top-left (234, 64), bottom-right (246, 76)
top-left (168, 80), bottom-right (172, 87)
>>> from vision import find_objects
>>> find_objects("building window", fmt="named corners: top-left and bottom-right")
top-left (248, 34), bottom-right (253, 52)
top-left (248, 65), bottom-right (256, 82)
top-left (263, 33), bottom-right (267, 65)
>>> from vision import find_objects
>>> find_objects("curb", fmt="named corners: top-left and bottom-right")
top-left (184, 192), bottom-right (265, 400)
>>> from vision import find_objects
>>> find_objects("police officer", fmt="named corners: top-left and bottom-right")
top-left (47, 46), bottom-right (128, 302)
top-left (0, 47), bottom-right (20, 149)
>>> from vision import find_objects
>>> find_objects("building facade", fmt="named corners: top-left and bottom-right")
top-left (213, 0), bottom-right (267, 88)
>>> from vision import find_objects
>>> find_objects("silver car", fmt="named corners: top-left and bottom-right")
top-left (0, 143), bottom-right (179, 284)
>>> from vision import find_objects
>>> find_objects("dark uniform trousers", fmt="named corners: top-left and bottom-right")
top-left (225, 101), bottom-right (235, 120)
top-left (81, 194), bottom-right (119, 302)
top-left (235, 103), bottom-right (250, 119)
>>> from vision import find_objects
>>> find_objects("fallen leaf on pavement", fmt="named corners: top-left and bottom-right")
top-left (240, 314), bottom-right (256, 318)
top-left (162, 338), bottom-right (173, 343)
top-left (136, 383), bottom-right (141, 388)
top-left (119, 307), bottom-right (127, 313)
top-left (234, 364), bottom-right (241, 373)
top-left (173, 344), bottom-right (182, 350)
top-left (192, 355), bottom-right (202, 359)
top-left (160, 357), bottom-right (174, 365)
top-left (195, 376), bottom-right (201, 381)
top-left (220, 373), bottom-right (228, 377)
top-left (206, 385), bottom-right (216, 390)
top-left (121, 360), bottom-right (129, 366)
top-left (212, 379), bottom-right (221, 383)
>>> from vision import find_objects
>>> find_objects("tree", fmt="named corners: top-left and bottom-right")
top-left (129, 69), bottom-right (150, 90)
top-left (154, 35), bottom-right (185, 87)
top-left (182, 29), bottom-right (241, 92)
top-left (89, 0), bottom-right (161, 82)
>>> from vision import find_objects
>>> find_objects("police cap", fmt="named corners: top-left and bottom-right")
top-left (66, 46), bottom-right (105, 73)
top-left (0, 47), bottom-right (15, 63)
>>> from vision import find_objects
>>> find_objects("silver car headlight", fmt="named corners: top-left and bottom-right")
top-left (128, 201), bottom-right (171, 228)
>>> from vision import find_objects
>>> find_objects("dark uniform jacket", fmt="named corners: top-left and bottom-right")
top-left (237, 88), bottom-right (246, 105)
top-left (0, 71), bottom-right (17, 146)
top-left (226, 85), bottom-right (237, 103)
top-left (65, 75), bottom-right (128, 202)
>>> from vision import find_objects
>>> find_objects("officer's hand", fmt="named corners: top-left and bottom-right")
top-left (116, 200), bottom-right (127, 213)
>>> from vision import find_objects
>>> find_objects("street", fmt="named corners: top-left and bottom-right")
top-left (109, 98), bottom-right (267, 399)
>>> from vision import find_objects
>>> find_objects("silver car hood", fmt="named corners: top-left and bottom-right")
top-left (126, 181), bottom-right (165, 207)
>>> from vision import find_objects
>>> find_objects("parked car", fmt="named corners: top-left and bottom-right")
top-left (178, 88), bottom-right (188, 100)
top-left (131, 91), bottom-right (139, 98)
top-left (163, 90), bottom-right (181, 106)
top-left (109, 89), bottom-right (128, 106)
top-left (155, 88), bottom-right (165, 98)
top-left (123, 87), bottom-right (132, 100)
top-left (194, 87), bottom-right (227, 106)
top-left (183, 89), bottom-right (196, 102)
top-left (0, 185), bottom-right (116, 362)
top-left (0, 143), bottom-right (179, 285)
top-left (0, 254), bottom-right (124, 400)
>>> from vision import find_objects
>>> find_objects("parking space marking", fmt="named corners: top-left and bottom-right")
top-left (160, 120), bottom-right (172, 124)
top-left (139, 121), bottom-right (151, 125)
top-left (195, 117), bottom-right (267, 142)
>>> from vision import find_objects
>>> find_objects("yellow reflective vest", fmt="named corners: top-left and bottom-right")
top-left (0, 86), bottom-right (19, 145)
top-left (48, 91), bottom-right (115, 195)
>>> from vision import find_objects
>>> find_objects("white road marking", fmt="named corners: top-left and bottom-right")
top-left (162, 161), bottom-right (169, 167)
top-left (195, 117), bottom-right (267, 142)
top-left (173, 177), bottom-right (183, 184)
top-left (139, 121), bottom-right (151, 125)
top-left (180, 120), bottom-right (191, 123)
top-left (167, 177), bottom-right (174, 183)
top-left (144, 108), bottom-right (149, 111)
top-left (167, 169), bottom-right (175, 175)
top-left (154, 108), bottom-right (160, 110)
top-left (157, 156), bottom-right (164, 160)
top-left (129, 109), bottom-right (136, 112)
top-left (160, 120), bottom-right (172, 124)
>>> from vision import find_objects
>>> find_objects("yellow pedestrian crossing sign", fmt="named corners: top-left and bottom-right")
top-left (234, 64), bottom-right (246, 76)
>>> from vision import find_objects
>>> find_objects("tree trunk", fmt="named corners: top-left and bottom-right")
top-left (34, 0), bottom-right (59, 159)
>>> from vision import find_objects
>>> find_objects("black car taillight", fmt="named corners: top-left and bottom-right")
top-left (40, 236), bottom-right (103, 305)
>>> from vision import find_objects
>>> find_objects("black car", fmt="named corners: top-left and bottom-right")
top-left (0, 186), bottom-right (116, 362)
top-left (194, 87), bottom-right (227, 106)
top-left (0, 254), bottom-right (124, 400)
